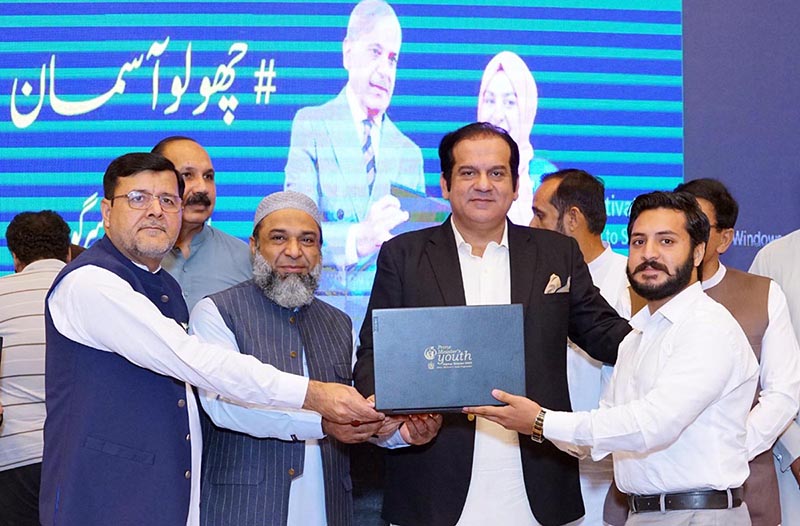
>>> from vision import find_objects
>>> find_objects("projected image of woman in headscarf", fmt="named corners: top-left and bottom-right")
top-left (478, 51), bottom-right (556, 226)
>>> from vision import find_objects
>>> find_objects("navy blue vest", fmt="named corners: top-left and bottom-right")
top-left (201, 280), bottom-right (354, 526)
top-left (40, 236), bottom-right (192, 526)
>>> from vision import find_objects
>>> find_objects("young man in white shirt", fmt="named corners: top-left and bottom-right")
top-left (467, 191), bottom-right (758, 525)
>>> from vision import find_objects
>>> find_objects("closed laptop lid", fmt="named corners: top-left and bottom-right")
top-left (372, 304), bottom-right (525, 414)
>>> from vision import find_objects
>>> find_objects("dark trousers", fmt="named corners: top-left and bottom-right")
top-left (0, 463), bottom-right (41, 526)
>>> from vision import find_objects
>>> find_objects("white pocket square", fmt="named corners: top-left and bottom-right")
top-left (544, 274), bottom-right (571, 294)
top-left (544, 273), bottom-right (562, 294)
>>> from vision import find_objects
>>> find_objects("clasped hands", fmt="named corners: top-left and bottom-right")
top-left (322, 411), bottom-right (442, 446)
top-left (304, 380), bottom-right (441, 445)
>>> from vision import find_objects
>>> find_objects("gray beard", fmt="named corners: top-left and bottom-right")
top-left (252, 252), bottom-right (321, 309)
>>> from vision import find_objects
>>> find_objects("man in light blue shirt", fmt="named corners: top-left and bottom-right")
top-left (153, 136), bottom-right (251, 310)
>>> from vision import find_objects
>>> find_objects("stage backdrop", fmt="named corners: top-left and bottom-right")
top-left (1, 0), bottom-right (683, 329)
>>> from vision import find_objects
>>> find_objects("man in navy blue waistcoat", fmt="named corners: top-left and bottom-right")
top-left (41, 153), bottom-right (382, 526)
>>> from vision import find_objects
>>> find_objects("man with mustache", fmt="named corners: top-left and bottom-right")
top-left (467, 191), bottom-right (759, 525)
top-left (284, 0), bottom-right (425, 328)
top-left (675, 178), bottom-right (800, 526)
top-left (41, 154), bottom-right (382, 526)
top-left (153, 136), bottom-right (251, 310)
top-left (531, 169), bottom-right (630, 525)
top-left (189, 191), bottom-right (392, 526)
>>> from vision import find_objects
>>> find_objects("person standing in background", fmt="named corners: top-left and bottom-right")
top-left (675, 178), bottom-right (800, 526)
top-left (0, 210), bottom-right (71, 526)
top-left (153, 136), bottom-right (252, 311)
top-left (750, 227), bottom-right (800, 525)
top-left (531, 169), bottom-right (630, 525)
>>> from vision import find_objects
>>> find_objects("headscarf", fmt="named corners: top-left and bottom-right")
top-left (478, 51), bottom-right (538, 175)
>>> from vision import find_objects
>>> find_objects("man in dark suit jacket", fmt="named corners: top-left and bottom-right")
top-left (353, 122), bottom-right (631, 526)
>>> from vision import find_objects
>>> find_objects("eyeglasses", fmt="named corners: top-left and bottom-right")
top-left (111, 190), bottom-right (182, 213)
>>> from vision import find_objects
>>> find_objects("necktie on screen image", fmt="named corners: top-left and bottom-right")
top-left (362, 118), bottom-right (376, 191)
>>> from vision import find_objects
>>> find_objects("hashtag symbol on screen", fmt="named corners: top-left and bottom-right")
top-left (254, 58), bottom-right (277, 105)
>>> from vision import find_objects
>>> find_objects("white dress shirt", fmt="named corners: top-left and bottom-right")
top-left (545, 282), bottom-right (759, 495)
top-left (190, 297), bottom-right (327, 526)
top-left (703, 264), bottom-right (800, 460)
top-left (448, 220), bottom-right (539, 526)
top-left (48, 264), bottom-right (310, 526)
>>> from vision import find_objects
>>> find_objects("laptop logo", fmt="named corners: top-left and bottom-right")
top-left (424, 345), bottom-right (473, 370)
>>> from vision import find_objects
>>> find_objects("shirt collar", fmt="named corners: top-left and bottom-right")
top-left (19, 258), bottom-right (67, 273)
top-left (190, 223), bottom-right (212, 248)
top-left (345, 84), bottom-right (383, 131)
top-left (701, 262), bottom-right (726, 290)
top-left (450, 217), bottom-right (509, 253)
top-left (587, 243), bottom-right (613, 274)
top-left (631, 281), bottom-right (705, 329)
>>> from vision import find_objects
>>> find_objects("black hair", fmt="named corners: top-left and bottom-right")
top-left (674, 178), bottom-right (739, 230)
top-left (6, 210), bottom-right (71, 265)
top-left (102, 152), bottom-right (183, 200)
top-left (439, 122), bottom-right (519, 191)
top-left (547, 169), bottom-right (607, 235)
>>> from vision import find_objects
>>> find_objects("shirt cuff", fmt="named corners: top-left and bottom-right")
top-left (370, 428), bottom-right (410, 449)
top-left (776, 419), bottom-right (800, 472)
top-left (274, 372), bottom-right (311, 409)
top-left (543, 409), bottom-right (592, 458)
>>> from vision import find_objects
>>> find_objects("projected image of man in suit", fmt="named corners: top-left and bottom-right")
top-left (284, 0), bottom-right (425, 327)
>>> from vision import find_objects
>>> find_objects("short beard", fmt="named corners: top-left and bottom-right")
top-left (627, 253), bottom-right (695, 302)
top-left (252, 252), bottom-right (320, 309)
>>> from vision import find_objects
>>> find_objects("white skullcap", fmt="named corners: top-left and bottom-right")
top-left (253, 191), bottom-right (322, 232)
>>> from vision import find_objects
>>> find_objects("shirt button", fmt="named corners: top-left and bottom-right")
top-left (161, 294), bottom-right (169, 302)
top-left (185, 433), bottom-right (191, 441)
top-left (184, 470), bottom-right (191, 479)
top-left (288, 468), bottom-right (295, 476)
top-left (289, 316), bottom-right (296, 324)
top-left (177, 399), bottom-right (186, 408)
top-left (290, 351), bottom-right (298, 358)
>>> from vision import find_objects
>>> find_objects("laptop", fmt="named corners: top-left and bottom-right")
top-left (371, 304), bottom-right (525, 414)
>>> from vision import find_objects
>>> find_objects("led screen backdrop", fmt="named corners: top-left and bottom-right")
top-left (1, 0), bottom-right (682, 329)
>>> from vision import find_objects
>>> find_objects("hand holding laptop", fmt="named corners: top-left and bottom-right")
top-left (463, 389), bottom-right (541, 435)
top-left (399, 413), bottom-right (443, 445)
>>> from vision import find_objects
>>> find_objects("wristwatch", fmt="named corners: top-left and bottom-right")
top-left (530, 408), bottom-right (546, 443)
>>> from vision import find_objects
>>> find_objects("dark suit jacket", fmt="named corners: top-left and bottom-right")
top-left (353, 219), bottom-right (632, 526)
